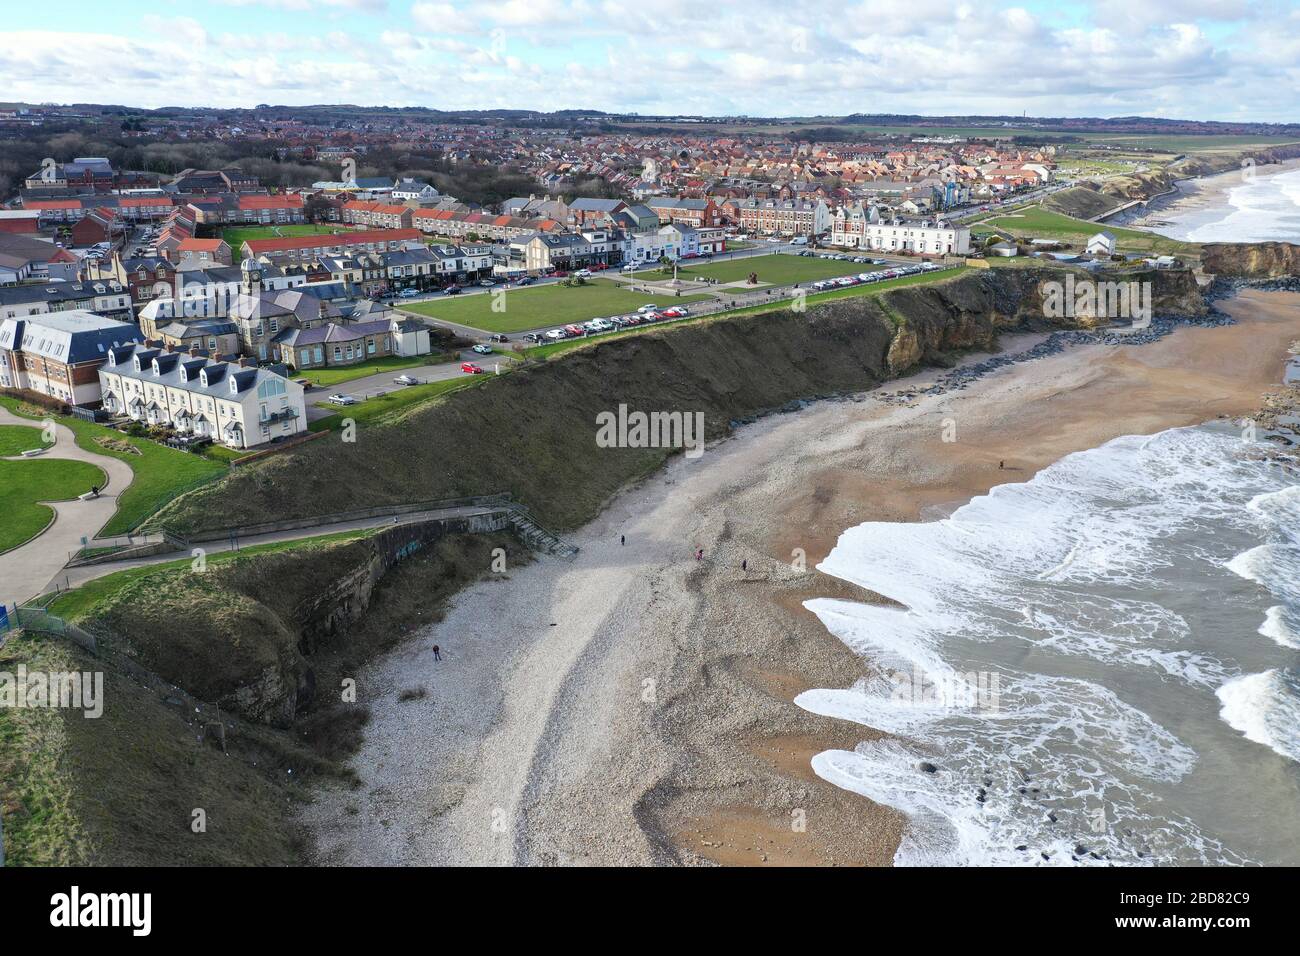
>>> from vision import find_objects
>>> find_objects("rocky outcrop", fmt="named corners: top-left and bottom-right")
top-left (1201, 241), bottom-right (1300, 277)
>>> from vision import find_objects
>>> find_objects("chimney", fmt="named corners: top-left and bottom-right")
top-left (238, 356), bottom-right (253, 368)
top-left (189, 346), bottom-right (202, 358)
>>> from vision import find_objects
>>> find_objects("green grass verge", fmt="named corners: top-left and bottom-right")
top-left (0, 458), bottom-right (106, 553)
top-left (292, 354), bottom-right (434, 387)
top-left (307, 376), bottom-right (487, 432)
top-left (0, 397), bottom-right (227, 536)
top-left (0, 423), bottom-right (53, 456)
top-left (402, 278), bottom-right (714, 333)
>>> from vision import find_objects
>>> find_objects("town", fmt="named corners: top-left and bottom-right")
top-left (0, 104), bottom-right (1164, 454)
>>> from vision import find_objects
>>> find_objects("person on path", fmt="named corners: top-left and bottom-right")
top-left (432, 645), bottom-right (441, 662)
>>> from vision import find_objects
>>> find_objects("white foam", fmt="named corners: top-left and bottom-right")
top-left (1217, 670), bottom-right (1300, 763)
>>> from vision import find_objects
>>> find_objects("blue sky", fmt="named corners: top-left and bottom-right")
top-left (1, 0), bottom-right (1296, 121)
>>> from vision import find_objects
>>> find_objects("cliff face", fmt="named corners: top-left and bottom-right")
top-left (156, 267), bottom-right (1208, 540)
top-left (1201, 241), bottom-right (1300, 277)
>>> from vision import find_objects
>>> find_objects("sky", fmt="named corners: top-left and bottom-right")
top-left (1, 0), bottom-right (1296, 121)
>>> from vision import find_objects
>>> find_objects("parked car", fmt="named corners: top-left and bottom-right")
top-left (522, 332), bottom-right (544, 343)
top-left (636, 304), bottom-right (660, 313)
top-left (472, 344), bottom-right (493, 354)
top-left (488, 333), bottom-right (509, 342)
top-left (515, 276), bottom-right (535, 286)
top-left (397, 289), bottom-right (420, 299)
top-left (443, 285), bottom-right (462, 295)
top-left (393, 374), bottom-right (419, 386)
top-left (460, 362), bottom-right (484, 374)
top-left (564, 324), bottom-right (586, 337)
top-left (328, 394), bottom-right (357, 406)
top-left (478, 279), bottom-right (495, 287)
top-left (573, 269), bottom-right (592, 279)
top-left (552, 270), bottom-right (569, 278)
top-left (622, 263), bottom-right (638, 272)
top-left (544, 329), bottom-right (567, 341)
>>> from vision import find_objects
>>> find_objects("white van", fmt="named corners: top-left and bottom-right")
top-left (791, 236), bottom-right (808, 245)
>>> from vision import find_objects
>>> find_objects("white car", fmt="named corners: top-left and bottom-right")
top-left (573, 269), bottom-right (593, 279)
top-left (328, 394), bottom-right (357, 406)
top-left (544, 328), bottom-right (567, 340)
top-left (637, 304), bottom-right (660, 313)
top-left (393, 374), bottom-right (419, 386)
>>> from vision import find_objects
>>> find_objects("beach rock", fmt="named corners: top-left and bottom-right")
top-left (917, 761), bottom-right (940, 774)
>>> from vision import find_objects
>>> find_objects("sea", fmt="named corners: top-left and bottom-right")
top-left (797, 423), bottom-right (1300, 865)
top-left (1151, 163), bottom-right (1300, 244)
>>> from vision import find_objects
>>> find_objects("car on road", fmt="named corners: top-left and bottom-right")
top-left (515, 276), bottom-right (535, 286)
top-left (552, 270), bottom-right (569, 278)
top-left (478, 279), bottom-right (495, 287)
top-left (622, 263), bottom-right (638, 272)
top-left (393, 374), bottom-right (419, 385)
top-left (636, 304), bottom-right (659, 313)
top-left (443, 285), bottom-right (462, 295)
top-left (471, 344), bottom-right (493, 354)
top-left (573, 269), bottom-right (593, 279)
top-left (791, 236), bottom-right (808, 245)
top-left (396, 289), bottom-right (420, 299)
top-left (460, 362), bottom-right (484, 374)
top-left (328, 394), bottom-right (357, 405)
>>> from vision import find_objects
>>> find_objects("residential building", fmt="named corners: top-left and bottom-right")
top-left (98, 347), bottom-right (306, 448)
top-left (834, 216), bottom-right (971, 255)
top-left (175, 238), bottom-right (234, 270)
top-left (240, 228), bottom-right (421, 263)
top-left (735, 198), bottom-right (832, 237)
top-left (0, 311), bottom-right (142, 405)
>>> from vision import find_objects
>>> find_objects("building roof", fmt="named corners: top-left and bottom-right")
top-left (0, 310), bottom-right (141, 364)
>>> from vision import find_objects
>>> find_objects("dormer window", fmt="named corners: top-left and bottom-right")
top-left (229, 377), bottom-right (239, 394)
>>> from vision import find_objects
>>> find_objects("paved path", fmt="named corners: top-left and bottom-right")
top-left (0, 405), bottom-right (136, 609)
top-left (42, 503), bottom-right (507, 599)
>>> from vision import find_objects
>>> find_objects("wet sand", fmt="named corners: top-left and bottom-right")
top-left (302, 289), bottom-right (1300, 867)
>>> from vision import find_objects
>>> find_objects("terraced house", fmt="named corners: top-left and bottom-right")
top-left (98, 346), bottom-right (307, 449)
top-left (0, 310), bottom-right (142, 406)
top-left (736, 197), bottom-right (832, 237)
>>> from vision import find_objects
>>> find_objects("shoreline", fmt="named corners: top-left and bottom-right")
top-left (300, 289), bottom-right (1300, 867)
top-left (1113, 156), bottom-right (1300, 236)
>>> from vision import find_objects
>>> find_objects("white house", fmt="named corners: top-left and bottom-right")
top-left (834, 216), bottom-right (971, 256)
top-left (1086, 231), bottom-right (1117, 256)
top-left (98, 345), bottom-right (306, 449)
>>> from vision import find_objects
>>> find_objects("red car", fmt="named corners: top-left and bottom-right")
top-left (460, 362), bottom-right (484, 374)
top-left (590, 262), bottom-right (609, 271)
top-left (552, 270), bottom-right (569, 278)
top-left (563, 324), bottom-right (586, 337)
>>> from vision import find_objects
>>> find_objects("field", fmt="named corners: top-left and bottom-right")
top-left (677, 253), bottom-right (883, 285)
top-left (222, 225), bottom-right (345, 258)
top-left (0, 457), bottom-right (106, 553)
top-left (972, 208), bottom-right (1199, 256)
top-left (402, 279), bottom-right (714, 333)
top-left (0, 397), bottom-right (227, 536)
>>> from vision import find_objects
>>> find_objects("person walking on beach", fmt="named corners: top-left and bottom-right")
top-left (696, 548), bottom-right (704, 561)
top-left (742, 559), bottom-right (747, 572)
top-left (432, 644), bottom-right (441, 662)
top-left (999, 460), bottom-right (1005, 470)
top-left (620, 534), bottom-right (625, 546)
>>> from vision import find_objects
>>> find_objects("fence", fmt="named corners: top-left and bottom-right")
top-left (12, 606), bottom-right (98, 654)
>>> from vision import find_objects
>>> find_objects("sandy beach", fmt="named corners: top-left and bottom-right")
top-left (1118, 157), bottom-right (1300, 240)
top-left (301, 288), bottom-right (1300, 867)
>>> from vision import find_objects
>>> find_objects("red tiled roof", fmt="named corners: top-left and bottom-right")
top-left (178, 238), bottom-right (226, 251)
top-left (242, 228), bottom-right (419, 254)
top-left (238, 194), bottom-right (304, 211)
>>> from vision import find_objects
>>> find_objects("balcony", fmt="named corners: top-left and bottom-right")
top-left (261, 407), bottom-right (300, 425)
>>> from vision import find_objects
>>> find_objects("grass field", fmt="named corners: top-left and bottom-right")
top-left (0, 397), bottom-right (227, 536)
top-left (0, 423), bottom-right (52, 457)
top-left (0, 457), bottom-right (106, 553)
top-left (677, 253), bottom-right (883, 285)
top-left (973, 208), bottom-right (1199, 256)
top-left (222, 225), bottom-right (345, 258)
top-left (403, 279), bottom-right (714, 333)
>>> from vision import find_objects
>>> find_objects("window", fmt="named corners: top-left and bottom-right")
top-left (333, 345), bottom-right (342, 360)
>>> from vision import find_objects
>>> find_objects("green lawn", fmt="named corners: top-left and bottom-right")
top-left (222, 225), bottom-right (346, 259)
top-left (0, 424), bottom-right (52, 457)
top-left (0, 458), bottom-right (106, 553)
top-left (308, 376), bottom-right (488, 432)
top-left (0, 397), bottom-right (227, 536)
top-left (403, 279), bottom-right (714, 333)
top-left (293, 354), bottom-right (433, 388)
top-left (676, 253), bottom-right (883, 285)
top-left (974, 208), bottom-right (1199, 256)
